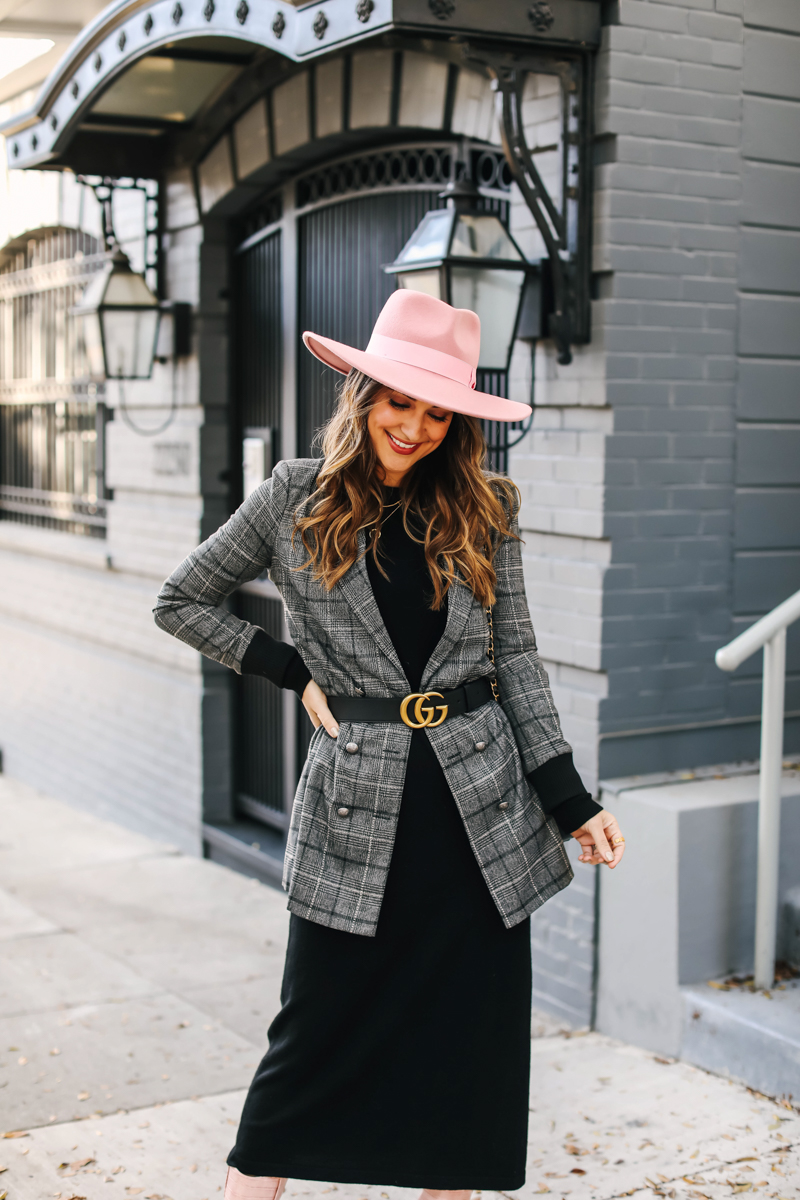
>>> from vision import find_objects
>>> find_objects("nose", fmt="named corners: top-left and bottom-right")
top-left (399, 414), bottom-right (426, 443)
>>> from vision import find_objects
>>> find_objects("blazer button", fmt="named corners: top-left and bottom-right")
top-left (337, 806), bottom-right (350, 817)
top-left (474, 741), bottom-right (486, 752)
top-left (497, 801), bottom-right (510, 811)
top-left (345, 741), bottom-right (359, 754)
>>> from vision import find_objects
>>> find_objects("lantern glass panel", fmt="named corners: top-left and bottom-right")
top-left (394, 210), bottom-right (453, 265)
top-left (450, 214), bottom-right (523, 262)
top-left (395, 269), bottom-right (443, 300)
top-left (81, 310), bottom-right (106, 378)
top-left (103, 267), bottom-right (160, 307)
top-left (100, 307), bottom-right (161, 379)
top-left (450, 266), bottom-right (526, 370)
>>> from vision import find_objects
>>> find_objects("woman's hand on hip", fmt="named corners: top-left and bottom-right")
top-left (571, 810), bottom-right (625, 869)
top-left (301, 679), bottom-right (340, 738)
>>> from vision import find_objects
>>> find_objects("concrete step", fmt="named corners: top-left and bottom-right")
top-left (202, 819), bottom-right (285, 888)
top-left (681, 978), bottom-right (800, 1101)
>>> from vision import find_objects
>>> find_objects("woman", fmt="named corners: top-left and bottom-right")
top-left (154, 290), bottom-right (625, 1200)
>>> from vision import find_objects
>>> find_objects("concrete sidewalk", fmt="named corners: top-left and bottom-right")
top-left (0, 776), bottom-right (798, 1200)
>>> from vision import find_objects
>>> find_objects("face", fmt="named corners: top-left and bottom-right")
top-left (367, 387), bottom-right (453, 486)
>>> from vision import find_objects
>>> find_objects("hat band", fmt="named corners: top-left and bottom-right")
top-left (366, 333), bottom-right (477, 390)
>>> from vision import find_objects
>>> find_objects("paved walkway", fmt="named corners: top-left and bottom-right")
top-left (0, 775), bottom-right (797, 1200)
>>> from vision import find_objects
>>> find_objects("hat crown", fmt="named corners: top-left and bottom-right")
top-left (370, 290), bottom-right (479, 370)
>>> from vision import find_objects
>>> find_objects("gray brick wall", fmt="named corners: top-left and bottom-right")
top-left (519, 0), bottom-right (800, 1024)
top-left (731, 1), bottom-right (800, 728)
top-left (596, 0), bottom-right (799, 779)
top-left (530, 841), bottom-right (597, 1028)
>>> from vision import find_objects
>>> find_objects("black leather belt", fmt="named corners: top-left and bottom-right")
top-left (327, 677), bottom-right (496, 728)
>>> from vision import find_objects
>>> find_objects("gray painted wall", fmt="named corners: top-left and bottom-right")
top-left (596, 0), bottom-right (800, 780)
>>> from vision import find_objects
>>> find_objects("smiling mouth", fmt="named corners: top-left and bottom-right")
top-left (386, 431), bottom-right (421, 453)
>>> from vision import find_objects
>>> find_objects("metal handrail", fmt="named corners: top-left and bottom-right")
top-left (715, 587), bottom-right (800, 988)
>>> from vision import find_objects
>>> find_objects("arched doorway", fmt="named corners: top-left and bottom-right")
top-left (229, 137), bottom-right (516, 846)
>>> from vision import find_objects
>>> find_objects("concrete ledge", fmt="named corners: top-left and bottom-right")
top-left (595, 764), bottom-right (800, 1059)
top-left (202, 820), bottom-right (285, 888)
top-left (682, 981), bottom-right (800, 1101)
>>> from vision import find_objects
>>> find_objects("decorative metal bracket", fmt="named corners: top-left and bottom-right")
top-left (479, 55), bottom-right (593, 365)
top-left (76, 174), bottom-right (161, 294)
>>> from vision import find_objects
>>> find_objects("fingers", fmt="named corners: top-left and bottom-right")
top-left (593, 821), bottom-right (614, 865)
top-left (572, 811), bottom-right (626, 869)
top-left (316, 700), bottom-right (340, 739)
top-left (599, 811), bottom-right (625, 868)
top-left (301, 681), bottom-right (340, 738)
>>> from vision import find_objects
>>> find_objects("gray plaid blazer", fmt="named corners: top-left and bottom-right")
top-left (154, 457), bottom-right (574, 936)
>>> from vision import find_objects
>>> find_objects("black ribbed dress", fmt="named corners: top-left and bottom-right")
top-left (227, 486), bottom-right (599, 1189)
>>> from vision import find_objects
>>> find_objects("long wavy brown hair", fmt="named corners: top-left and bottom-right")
top-left (291, 370), bottom-right (521, 610)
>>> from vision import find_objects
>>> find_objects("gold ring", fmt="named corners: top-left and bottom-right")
top-left (612, 835), bottom-right (625, 846)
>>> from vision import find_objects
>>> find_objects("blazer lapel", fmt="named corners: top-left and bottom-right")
top-left (335, 527), bottom-right (411, 690)
top-left (420, 569), bottom-right (477, 692)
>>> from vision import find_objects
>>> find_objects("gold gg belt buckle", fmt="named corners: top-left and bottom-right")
top-left (400, 691), bottom-right (448, 728)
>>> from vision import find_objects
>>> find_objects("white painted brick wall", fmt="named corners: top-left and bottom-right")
top-left (0, 606), bottom-right (203, 853)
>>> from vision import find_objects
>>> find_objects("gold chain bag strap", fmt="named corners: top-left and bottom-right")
top-left (485, 606), bottom-right (501, 703)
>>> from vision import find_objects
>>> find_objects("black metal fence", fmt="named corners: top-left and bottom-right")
top-left (0, 227), bottom-right (108, 537)
top-left (0, 400), bottom-right (108, 536)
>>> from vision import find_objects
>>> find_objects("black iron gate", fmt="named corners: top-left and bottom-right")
top-left (231, 142), bottom-right (527, 838)
top-left (232, 228), bottom-right (289, 832)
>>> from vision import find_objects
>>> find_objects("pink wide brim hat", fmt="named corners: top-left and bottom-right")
top-left (302, 290), bottom-right (532, 423)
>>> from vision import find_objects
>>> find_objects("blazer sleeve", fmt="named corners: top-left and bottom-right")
top-left (490, 508), bottom-right (574, 776)
top-left (153, 458), bottom-right (293, 673)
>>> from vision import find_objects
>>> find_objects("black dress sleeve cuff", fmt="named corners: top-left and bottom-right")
top-left (549, 793), bottom-right (603, 836)
top-left (241, 628), bottom-right (313, 698)
top-left (527, 751), bottom-right (603, 838)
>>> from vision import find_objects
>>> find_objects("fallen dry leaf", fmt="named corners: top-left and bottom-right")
top-left (653, 1056), bottom-right (674, 1065)
top-left (2, 1132), bottom-right (28, 1139)
top-left (76, 1092), bottom-right (89, 1101)
top-left (50, 1048), bottom-right (60, 1056)
top-left (570, 1168), bottom-right (586, 1175)
top-left (190, 1164), bottom-right (198, 1173)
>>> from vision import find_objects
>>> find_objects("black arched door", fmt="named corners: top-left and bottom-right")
top-left (230, 144), bottom-right (515, 846)
top-left (298, 189), bottom-right (445, 457)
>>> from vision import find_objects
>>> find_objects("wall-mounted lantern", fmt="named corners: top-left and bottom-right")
top-left (72, 245), bottom-right (161, 380)
top-left (384, 180), bottom-right (533, 373)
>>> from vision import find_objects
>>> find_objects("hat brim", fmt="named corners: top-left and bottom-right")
top-left (302, 331), bottom-right (532, 423)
